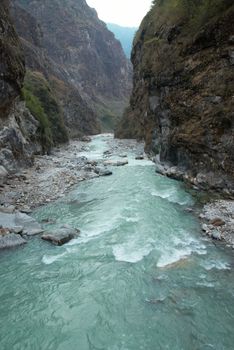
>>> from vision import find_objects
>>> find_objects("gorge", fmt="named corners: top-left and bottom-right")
top-left (0, 0), bottom-right (234, 349)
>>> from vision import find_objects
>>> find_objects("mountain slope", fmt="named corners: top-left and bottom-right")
top-left (0, 0), bottom-right (43, 173)
top-left (107, 23), bottom-right (137, 58)
top-left (116, 0), bottom-right (234, 194)
top-left (12, 0), bottom-right (132, 132)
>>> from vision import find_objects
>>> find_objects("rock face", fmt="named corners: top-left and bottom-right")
top-left (0, 233), bottom-right (26, 249)
top-left (11, 0), bottom-right (132, 132)
top-left (116, 0), bottom-right (234, 194)
top-left (41, 228), bottom-right (80, 246)
top-left (0, 0), bottom-right (25, 115)
top-left (0, 0), bottom-right (42, 173)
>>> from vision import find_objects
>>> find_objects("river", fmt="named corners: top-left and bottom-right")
top-left (0, 134), bottom-right (234, 350)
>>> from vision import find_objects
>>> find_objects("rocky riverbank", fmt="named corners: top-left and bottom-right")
top-left (0, 134), bottom-right (233, 250)
top-left (200, 200), bottom-right (234, 247)
top-left (0, 135), bottom-right (145, 211)
top-left (153, 159), bottom-right (234, 247)
top-left (0, 134), bottom-right (146, 249)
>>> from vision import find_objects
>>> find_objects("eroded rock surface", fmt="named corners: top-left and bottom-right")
top-left (11, 0), bottom-right (132, 132)
top-left (41, 228), bottom-right (80, 246)
top-left (116, 0), bottom-right (234, 194)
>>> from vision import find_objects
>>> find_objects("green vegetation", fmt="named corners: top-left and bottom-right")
top-left (22, 87), bottom-right (53, 153)
top-left (135, 0), bottom-right (233, 45)
top-left (22, 71), bottom-right (68, 153)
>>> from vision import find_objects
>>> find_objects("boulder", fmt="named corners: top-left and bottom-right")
top-left (15, 212), bottom-right (44, 236)
top-left (94, 167), bottom-right (112, 176)
top-left (210, 218), bottom-right (225, 227)
top-left (103, 160), bottom-right (128, 167)
top-left (80, 136), bottom-right (92, 142)
top-left (0, 212), bottom-right (43, 236)
top-left (211, 230), bottom-right (222, 241)
top-left (116, 160), bottom-right (128, 166)
top-left (135, 155), bottom-right (144, 160)
top-left (0, 205), bottom-right (15, 214)
top-left (41, 227), bottom-right (80, 246)
top-left (0, 233), bottom-right (27, 249)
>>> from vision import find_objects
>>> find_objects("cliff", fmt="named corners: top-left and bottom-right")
top-left (11, 0), bottom-right (132, 132)
top-left (107, 23), bottom-right (137, 58)
top-left (116, 0), bottom-right (234, 194)
top-left (0, 0), bottom-right (42, 174)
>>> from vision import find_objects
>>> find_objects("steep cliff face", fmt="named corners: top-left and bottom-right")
top-left (116, 0), bottom-right (234, 194)
top-left (12, 0), bottom-right (132, 131)
top-left (0, 0), bottom-right (42, 173)
top-left (10, 1), bottom-right (100, 138)
top-left (0, 0), bottom-right (25, 116)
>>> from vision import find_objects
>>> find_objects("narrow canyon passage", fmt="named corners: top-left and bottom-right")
top-left (0, 135), bottom-right (234, 350)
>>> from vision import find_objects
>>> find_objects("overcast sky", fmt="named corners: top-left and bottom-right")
top-left (86, 0), bottom-right (152, 27)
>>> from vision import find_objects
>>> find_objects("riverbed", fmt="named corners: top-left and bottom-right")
top-left (0, 134), bottom-right (234, 350)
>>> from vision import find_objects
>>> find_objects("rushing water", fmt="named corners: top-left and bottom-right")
top-left (0, 135), bottom-right (234, 350)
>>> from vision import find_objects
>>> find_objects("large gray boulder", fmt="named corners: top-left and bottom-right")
top-left (0, 212), bottom-right (43, 236)
top-left (0, 233), bottom-right (26, 249)
top-left (94, 167), bottom-right (112, 176)
top-left (41, 227), bottom-right (80, 246)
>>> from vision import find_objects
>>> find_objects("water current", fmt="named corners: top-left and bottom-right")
top-left (0, 135), bottom-right (234, 350)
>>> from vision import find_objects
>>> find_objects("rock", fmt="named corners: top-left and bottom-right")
top-left (0, 233), bottom-right (27, 249)
top-left (155, 163), bottom-right (168, 175)
top-left (20, 207), bottom-right (32, 214)
top-left (94, 167), bottom-right (113, 176)
top-left (211, 230), bottom-right (222, 241)
top-left (15, 212), bottom-right (44, 236)
top-left (115, 1), bottom-right (234, 194)
top-left (202, 224), bottom-right (209, 233)
top-left (135, 155), bottom-right (144, 160)
top-left (0, 212), bottom-right (43, 236)
top-left (185, 207), bottom-right (193, 213)
top-left (103, 160), bottom-right (128, 166)
top-left (0, 205), bottom-right (15, 214)
top-left (0, 166), bottom-right (8, 186)
top-left (165, 166), bottom-right (184, 181)
top-left (10, 226), bottom-right (24, 234)
top-left (201, 200), bottom-right (234, 246)
top-left (41, 218), bottom-right (56, 225)
top-left (210, 218), bottom-right (225, 227)
top-left (41, 227), bottom-right (80, 246)
top-left (116, 160), bottom-right (128, 166)
top-left (80, 136), bottom-right (92, 142)
top-left (0, 227), bottom-right (10, 236)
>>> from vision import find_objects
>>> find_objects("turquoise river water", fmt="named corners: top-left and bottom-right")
top-left (0, 135), bottom-right (234, 350)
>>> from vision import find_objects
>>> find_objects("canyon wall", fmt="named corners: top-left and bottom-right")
top-left (116, 0), bottom-right (234, 194)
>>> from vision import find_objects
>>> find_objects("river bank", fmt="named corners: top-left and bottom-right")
top-left (0, 134), bottom-right (146, 248)
top-left (0, 134), bottom-right (144, 211)
top-left (0, 134), bottom-right (233, 250)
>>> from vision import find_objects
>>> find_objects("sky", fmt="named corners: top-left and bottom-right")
top-left (86, 0), bottom-right (152, 27)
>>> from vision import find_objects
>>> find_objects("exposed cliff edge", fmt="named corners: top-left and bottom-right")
top-left (116, 0), bottom-right (234, 195)
top-left (11, 0), bottom-right (132, 132)
top-left (0, 0), bottom-right (42, 175)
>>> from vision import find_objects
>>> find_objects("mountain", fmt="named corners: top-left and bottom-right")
top-left (11, 0), bottom-right (132, 133)
top-left (0, 0), bottom-right (43, 173)
top-left (116, 0), bottom-right (234, 194)
top-left (107, 23), bottom-right (137, 58)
